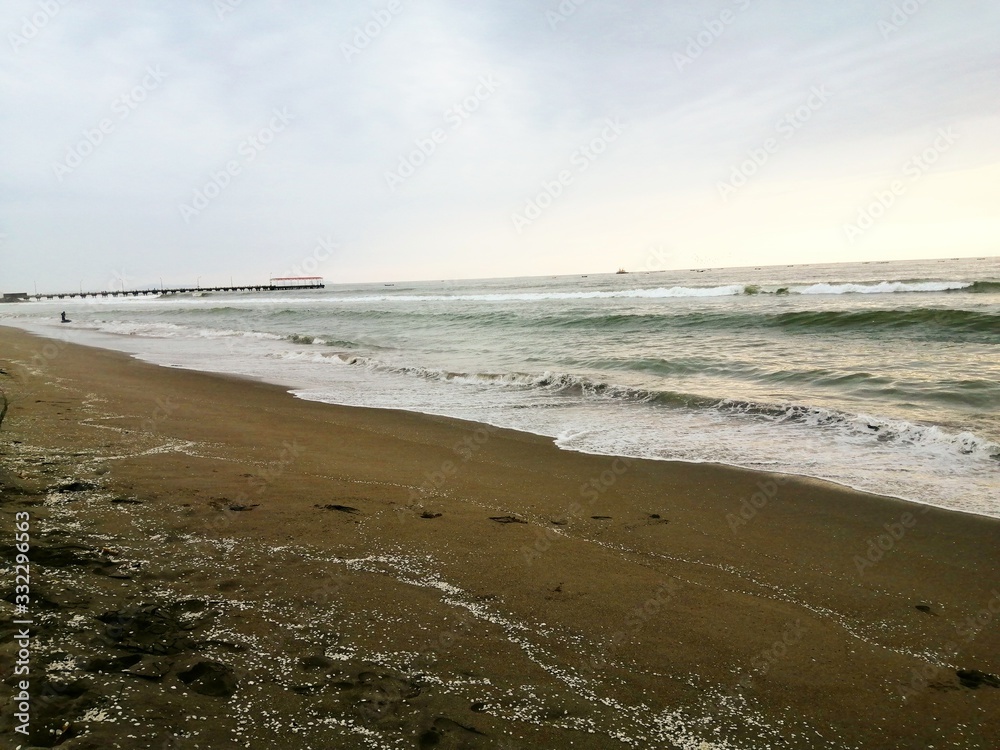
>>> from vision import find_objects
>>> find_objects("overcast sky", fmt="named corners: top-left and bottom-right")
top-left (2, 0), bottom-right (998, 292)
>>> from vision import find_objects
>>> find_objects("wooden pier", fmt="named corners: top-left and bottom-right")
top-left (16, 277), bottom-right (325, 302)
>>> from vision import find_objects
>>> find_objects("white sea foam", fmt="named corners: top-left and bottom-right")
top-left (792, 281), bottom-right (972, 295)
top-left (324, 355), bottom-right (1000, 464)
top-left (94, 321), bottom-right (283, 340)
top-left (313, 285), bottom-right (748, 303)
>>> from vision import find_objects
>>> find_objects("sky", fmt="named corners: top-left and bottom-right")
top-left (2, 0), bottom-right (999, 292)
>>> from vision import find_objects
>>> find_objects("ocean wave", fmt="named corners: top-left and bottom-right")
top-left (93, 321), bottom-right (284, 341)
top-left (791, 280), bottom-right (972, 295)
top-left (770, 308), bottom-right (1000, 334)
top-left (967, 280), bottom-right (1000, 294)
top-left (285, 333), bottom-right (367, 349)
top-left (256, 278), bottom-right (987, 303)
top-left (320, 355), bottom-right (999, 462)
top-left (548, 308), bottom-right (1000, 337)
top-left (320, 285), bottom-right (749, 303)
top-left (325, 355), bottom-right (677, 400)
top-left (49, 278), bottom-right (995, 309)
top-left (279, 280), bottom-right (981, 302)
top-left (716, 399), bottom-right (1000, 462)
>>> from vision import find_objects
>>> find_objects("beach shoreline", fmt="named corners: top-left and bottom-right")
top-left (1, 324), bottom-right (999, 749)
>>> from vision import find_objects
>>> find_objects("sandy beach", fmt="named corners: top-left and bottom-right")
top-left (1, 323), bottom-right (998, 749)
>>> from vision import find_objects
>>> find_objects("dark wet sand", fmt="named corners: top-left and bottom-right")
top-left (1, 324), bottom-right (998, 749)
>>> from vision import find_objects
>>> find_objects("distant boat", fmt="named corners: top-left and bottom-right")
top-left (616, 268), bottom-right (628, 274)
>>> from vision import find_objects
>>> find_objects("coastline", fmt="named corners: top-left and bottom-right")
top-left (1, 324), bottom-right (999, 748)
top-left (12, 316), bottom-right (1000, 523)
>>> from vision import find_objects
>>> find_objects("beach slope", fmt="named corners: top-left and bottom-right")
top-left (1, 325), bottom-right (998, 749)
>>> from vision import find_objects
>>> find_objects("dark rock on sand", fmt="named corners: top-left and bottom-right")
top-left (956, 669), bottom-right (1000, 689)
top-left (177, 659), bottom-right (238, 697)
top-left (96, 601), bottom-right (211, 655)
top-left (16, 679), bottom-right (95, 748)
top-left (300, 654), bottom-right (336, 670)
top-left (489, 516), bottom-right (526, 524)
top-left (56, 480), bottom-right (97, 493)
top-left (292, 681), bottom-right (326, 695)
top-left (1, 542), bottom-right (119, 576)
top-left (196, 638), bottom-right (248, 653)
top-left (82, 654), bottom-right (143, 673)
top-left (418, 717), bottom-right (487, 748)
top-left (227, 502), bottom-right (259, 511)
top-left (332, 668), bottom-right (423, 725)
top-left (317, 503), bottom-right (360, 513)
top-left (123, 655), bottom-right (172, 680)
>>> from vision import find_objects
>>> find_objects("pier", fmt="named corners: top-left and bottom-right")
top-left (7, 276), bottom-right (324, 302)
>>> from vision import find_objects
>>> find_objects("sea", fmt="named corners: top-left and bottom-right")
top-left (3, 257), bottom-right (998, 518)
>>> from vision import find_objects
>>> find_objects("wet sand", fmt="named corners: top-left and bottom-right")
top-left (1, 324), bottom-right (998, 749)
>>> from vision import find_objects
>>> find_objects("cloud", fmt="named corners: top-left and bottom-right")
top-left (1, 0), bottom-right (997, 291)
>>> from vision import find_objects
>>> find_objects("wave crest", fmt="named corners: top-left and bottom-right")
top-left (323, 355), bottom-right (999, 463)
